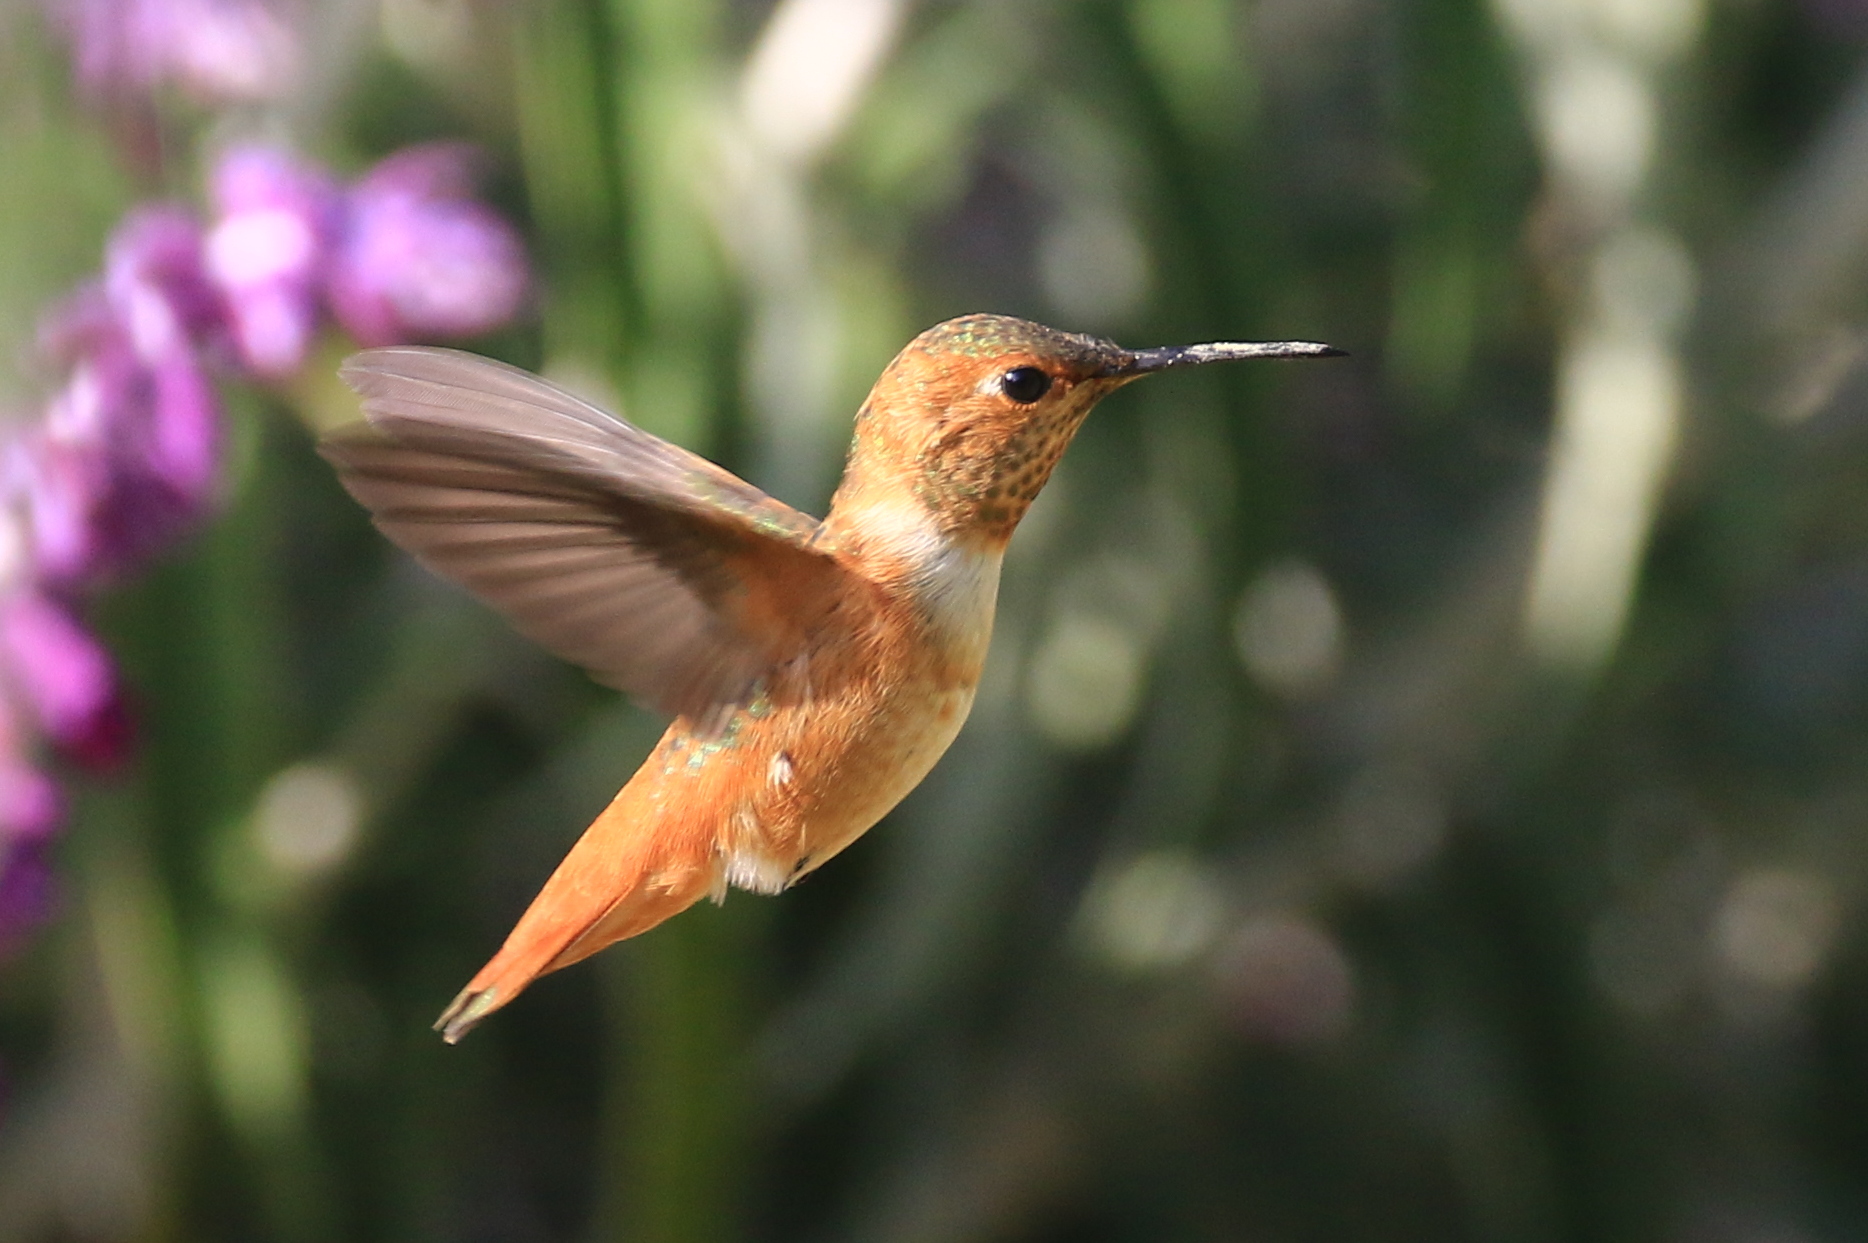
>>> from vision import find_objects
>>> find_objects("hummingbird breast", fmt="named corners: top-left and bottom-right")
top-left (692, 507), bottom-right (1007, 895)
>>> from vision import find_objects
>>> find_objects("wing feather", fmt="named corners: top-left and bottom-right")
top-left (322, 347), bottom-right (846, 723)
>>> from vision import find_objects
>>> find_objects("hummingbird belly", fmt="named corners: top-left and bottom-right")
top-left (714, 526), bottom-right (1005, 891)
top-left (676, 656), bottom-right (976, 900)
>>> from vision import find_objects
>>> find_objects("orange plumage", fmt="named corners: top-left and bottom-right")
top-left (322, 314), bottom-right (1338, 1040)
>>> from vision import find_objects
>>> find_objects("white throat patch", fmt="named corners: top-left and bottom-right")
top-left (845, 497), bottom-right (1003, 662)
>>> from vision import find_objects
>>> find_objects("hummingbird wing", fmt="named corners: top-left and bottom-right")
top-left (322, 347), bottom-right (845, 728)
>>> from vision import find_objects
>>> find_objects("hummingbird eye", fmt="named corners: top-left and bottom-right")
top-left (998, 367), bottom-right (1051, 404)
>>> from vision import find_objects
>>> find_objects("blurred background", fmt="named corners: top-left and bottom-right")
top-left (4, 0), bottom-right (1868, 1239)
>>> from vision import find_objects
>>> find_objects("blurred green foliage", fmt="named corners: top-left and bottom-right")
top-left (9, 0), bottom-right (1868, 1241)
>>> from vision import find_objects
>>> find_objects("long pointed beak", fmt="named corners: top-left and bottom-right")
top-left (1108, 339), bottom-right (1345, 377)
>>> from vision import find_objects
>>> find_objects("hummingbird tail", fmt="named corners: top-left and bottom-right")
top-left (435, 985), bottom-right (502, 1043)
top-left (433, 777), bottom-right (718, 1043)
top-left (433, 879), bottom-right (710, 1043)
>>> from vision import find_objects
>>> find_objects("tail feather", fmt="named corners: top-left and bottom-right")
top-left (435, 985), bottom-right (503, 1043)
top-left (435, 776), bottom-right (717, 1042)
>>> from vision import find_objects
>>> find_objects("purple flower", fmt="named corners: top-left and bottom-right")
top-left (328, 144), bottom-right (529, 346)
top-left (11, 428), bottom-right (113, 584)
top-left (137, 347), bottom-right (219, 501)
top-left (204, 145), bottom-right (338, 377)
top-left (0, 843), bottom-right (57, 957)
top-left (23, 207), bottom-right (225, 587)
top-left (0, 592), bottom-right (130, 771)
top-left (0, 698), bottom-right (62, 845)
top-left (27, 331), bottom-right (221, 585)
top-left (102, 205), bottom-right (225, 359)
top-left (0, 134), bottom-right (531, 963)
top-left (351, 142), bottom-right (482, 202)
top-left (0, 773), bottom-right (61, 847)
top-left (0, 674), bottom-right (63, 956)
top-left (99, 209), bottom-right (227, 506)
top-left (44, 0), bottom-right (301, 104)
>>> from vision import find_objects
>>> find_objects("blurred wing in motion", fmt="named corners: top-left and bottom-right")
top-left (323, 347), bottom-right (846, 726)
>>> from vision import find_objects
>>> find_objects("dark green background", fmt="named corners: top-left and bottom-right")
top-left (6, 1), bottom-right (1868, 1240)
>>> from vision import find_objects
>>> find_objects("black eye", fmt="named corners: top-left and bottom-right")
top-left (999, 367), bottom-right (1051, 404)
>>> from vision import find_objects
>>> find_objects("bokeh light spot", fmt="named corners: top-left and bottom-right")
top-left (1214, 914), bottom-right (1356, 1046)
top-left (1026, 612), bottom-right (1146, 750)
top-left (1233, 560), bottom-right (1343, 697)
top-left (1077, 850), bottom-right (1224, 972)
top-left (254, 762), bottom-right (363, 879)
top-left (1714, 867), bottom-right (1840, 990)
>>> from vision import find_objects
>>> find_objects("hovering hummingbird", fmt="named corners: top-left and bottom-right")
top-left (323, 314), bottom-right (1340, 1041)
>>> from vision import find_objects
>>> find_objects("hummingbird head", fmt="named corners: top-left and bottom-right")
top-left (831, 314), bottom-right (1341, 546)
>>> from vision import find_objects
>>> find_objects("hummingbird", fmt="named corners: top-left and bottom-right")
top-left (323, 314), bottom-right (1340, 1041)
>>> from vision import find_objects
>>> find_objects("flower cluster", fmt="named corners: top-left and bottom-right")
top-left (43, 0), bottom-right (302, 104)
top-left (0, 142), bottom-right (528, 951)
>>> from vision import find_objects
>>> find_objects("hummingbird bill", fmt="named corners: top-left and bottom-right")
top-left (322, 314), bottom-right (1341, 1041)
